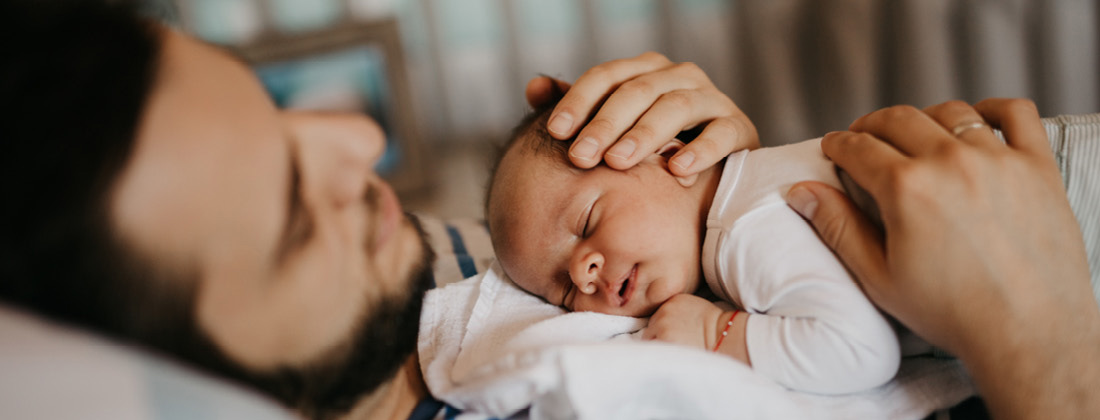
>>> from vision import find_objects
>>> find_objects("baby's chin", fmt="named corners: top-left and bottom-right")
top-left (592, 302), bottom-right (660, 318)
top-left (627, 302), bottom-right (661, 318)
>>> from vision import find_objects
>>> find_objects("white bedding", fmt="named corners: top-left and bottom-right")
top-left (418, 262), bottom-right (976, 420)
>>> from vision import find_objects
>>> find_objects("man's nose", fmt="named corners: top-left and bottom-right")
top-left (283, 112), bottom-right (388, 205)
top-left (286, 111), bottom-right (387, 165)
top-left (328, 114), bottom-right (387, 167)
top-left (353, 116), bottom-right (386, 166)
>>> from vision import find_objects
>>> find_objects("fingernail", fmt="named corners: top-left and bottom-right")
top-left (570, 137), bottom-right (599, 161)
top-left (606, 138), bottom-right (637, 160)
top-left (670, 151), bottom-right (695, 171)
top-left (786, 186), bottom-right (818, 219)
top-left (548, 112), bottom-right (573, 136)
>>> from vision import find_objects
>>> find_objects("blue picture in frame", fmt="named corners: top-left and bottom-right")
top-left (254, 45), bottom-right (403, 176)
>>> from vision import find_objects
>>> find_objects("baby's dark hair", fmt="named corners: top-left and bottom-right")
top-left (485, 87), bottom-right (580, 216)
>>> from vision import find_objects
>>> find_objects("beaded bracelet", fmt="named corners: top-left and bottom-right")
top-left (712, 310), bottom-right (740, 352)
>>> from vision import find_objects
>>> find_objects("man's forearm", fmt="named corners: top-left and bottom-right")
top-left (962, 300), bottom-right (1100, 420)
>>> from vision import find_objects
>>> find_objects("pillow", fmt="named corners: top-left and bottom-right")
top-left (415, 213), bottom-right (496, 288)
top-left (0, 305), bottom-right (295, 420)
top-left (1042, 113), bottom-right (1100, 302)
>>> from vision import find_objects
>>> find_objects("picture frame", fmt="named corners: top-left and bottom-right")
top-left (234, 19), bottom-right (430, 194)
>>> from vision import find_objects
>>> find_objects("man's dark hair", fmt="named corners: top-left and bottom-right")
top-left (0, 2), bottom-right (431, 418)
top-left (0, 0), bottom-right (190, 347)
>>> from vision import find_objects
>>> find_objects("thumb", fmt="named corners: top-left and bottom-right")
top-left (525, 75), bottom-right (571, 108)
top-left (785, 182), bottom-right (890, 297)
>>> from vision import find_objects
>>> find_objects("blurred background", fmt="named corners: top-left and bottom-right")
top-left (149, 0), bottom-right (1099, 219)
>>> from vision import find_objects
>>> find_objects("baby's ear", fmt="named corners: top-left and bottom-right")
top-left (656, 139), bottom-right (698, 188)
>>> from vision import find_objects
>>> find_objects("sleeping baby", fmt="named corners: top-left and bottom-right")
top-left (485, 100), bottom-right (901, 395)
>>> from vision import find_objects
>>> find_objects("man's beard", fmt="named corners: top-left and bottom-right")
top-left (229, 213), bottom-right (436, 419)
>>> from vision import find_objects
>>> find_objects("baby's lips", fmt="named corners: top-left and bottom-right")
top-left (615, 264), bottom-right (639, 307)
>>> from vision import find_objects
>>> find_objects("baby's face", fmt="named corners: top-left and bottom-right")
top-left (488, 144), bottom-right (704, 317)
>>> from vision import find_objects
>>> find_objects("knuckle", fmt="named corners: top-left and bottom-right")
top-left (639, 51), bottom-right (669, 63)
top-left (672, 61), bottom-right (703, 77)
top-left (940, 99), bottom-right (970, 112)
top-left (932, 100), bottom-right (972, 117)
top-left (584, 118), bottom-right (617, 136)
top-left (711, 88), bottom-right (737, 111)
top-left (815, 204), bottom-right (853, 251)
top-left (659, 90), bottom-right (693, 108)
top-left (581, 64), bottom-right (612, 83)
top-left (709, 116), bottom-right (744, 140)
top-left (830, 131), bottom-right (869, 150)
top-left (687, 134), bottom-right (723, 159)
top-left (1004, 98), bottom-right (1038, 115)
top-left (882, 163), bottom-right (912, 193)
top-left (621, 78), bottom-right (656, 97)
top-left (935, 141), bottom-right (975, 166)
top-left (734, 118), bottom-right (760, 148)
top-left (691, 117), bottom-right (757, 156)
top-left (626, 124), bottom-right (658, 143)
top-left (882, 105), bottom-right (919, 120)
top-left (884, 162), bottom-right (933, 201)
top-left (704, 118), bottom-right (747, 146)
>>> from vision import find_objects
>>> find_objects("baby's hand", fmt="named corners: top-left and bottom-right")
top-left (643, 294), bottom-right (725, 351)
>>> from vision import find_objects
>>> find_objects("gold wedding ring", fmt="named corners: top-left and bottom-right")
top-left (951, 121), bottom-right (990, 136)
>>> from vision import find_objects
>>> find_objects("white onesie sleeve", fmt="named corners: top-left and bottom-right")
top-left (701, 139), bottom-right (900, 394)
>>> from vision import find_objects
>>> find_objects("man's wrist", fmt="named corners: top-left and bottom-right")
top-left (957, 293), bottom-right (1100, 420)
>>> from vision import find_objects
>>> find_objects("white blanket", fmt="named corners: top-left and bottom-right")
top-left (418, 262), bottom-right (975, 419)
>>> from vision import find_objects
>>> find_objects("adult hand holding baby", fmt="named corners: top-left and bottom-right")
top-left (786, 99), bottom-right (1100, 419)
top-left (525, 52), bottom-right (758, 176)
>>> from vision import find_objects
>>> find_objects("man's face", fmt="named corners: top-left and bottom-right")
top-left (110, 29), bottom-right (429, 381)
top-left (488, 140), bottom-right (704, 317)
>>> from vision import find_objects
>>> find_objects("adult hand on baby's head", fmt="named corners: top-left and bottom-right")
top-left (786, 98), bottom-right (1100, 420)
top-left (525, 52), bottom-right (758, 176)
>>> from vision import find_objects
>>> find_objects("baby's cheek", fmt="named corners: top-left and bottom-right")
top-left (653, 275), bottom-right (693, 302)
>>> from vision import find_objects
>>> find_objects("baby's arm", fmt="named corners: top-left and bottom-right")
top-left (725, 205), bottom-right (901, 395)
top-left (645, 277), bottom-right (897, 396)
top-left (643, 294), bottom-right (750, 365)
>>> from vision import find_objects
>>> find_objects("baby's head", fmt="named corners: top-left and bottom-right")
top-left (486, 102), bottom-right (714, 317)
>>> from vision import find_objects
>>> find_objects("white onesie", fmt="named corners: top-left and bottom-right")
top-left (701, 138), bottom-right (900, 395)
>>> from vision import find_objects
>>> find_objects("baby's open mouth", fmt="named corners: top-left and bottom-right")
top-left (616, 265), bottom-right (638, 307)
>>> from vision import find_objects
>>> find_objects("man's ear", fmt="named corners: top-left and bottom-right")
top-left (656, 139), bottom-right (698, 188)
